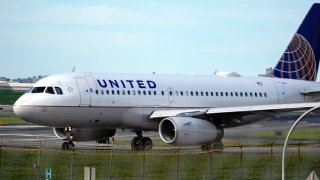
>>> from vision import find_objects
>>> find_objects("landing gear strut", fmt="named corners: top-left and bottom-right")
top-left (131, 131), bottom-right (153, 151)
top-left (61, 125), bottom-right (75, 151)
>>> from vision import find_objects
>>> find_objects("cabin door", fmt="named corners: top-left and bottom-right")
top-left (75, 78), bottom-right (91, 106)
top-left (273, 82), bottom-right (286, 104)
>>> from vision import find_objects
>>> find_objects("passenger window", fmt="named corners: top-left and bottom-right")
top-left (230, 92), bottom-right (233, 97)
top-left (161, 91), bottom-right (165, 96)
top-left (138, 91), bottom-right (141, 95)
top-left (180, 91), bottom-right (183, 96)
top-left (90, 88), bottom-right (93, 93)
top-left (220, 92), bottom-right (223, 96)
top-left (255, 92), bottom-right (257, 97)
top-left (175, 91), bottom-right (178, 96)
top-left (245, 92), bottom-right (248, 97)
top-left (154, 91), bottom-right (157, 95)
top-left (259, 92), bottom-right (262, 97)
top-left (206, 92), bottom-right (209, 96)
top-left (200, 92), bottom-right (204, 96)
top-left (235, 92), bottom-right (238, 97)
top-left (225, 92), bottom-right (228, 97)
top-left (117, 90), bottom-right (120, 95)
top-left (122, 90), bottom-right (126, 95)
top-left (191, 91), bottom-right (194, 96)
top-left (45, 87), bottom-right (55, 94)
top-left (211, 92), bottom-right (214, 96)
top-left (128, 90), bottom-right (131, 95)
top-left (101, 90), bottom-right (104, 95)
top-left (32, 87), bottom-right (46, 93)
top-left (95, 90), bottom-right (99, 95)
top-left (143, 91), bottom-right (147, 95)
top-left (133, 90), bottom-right (136, 95)
top-left (54, 87), bottom-right (63, 95)
top-left (216, 92), bottom-right (219, 96)
top-left (250, 92), bottom-right (253, 97)
top-left (240, 92), bottom-right (243, 97)
top-left (106, 90), bottom-right (109, 95)
top-left (169, 91), bottom-right (173, 96)
top-left (112, 90), bottom-right (115, 95)
top-left (148, 91), bottom-right (151, 95)
top-left (185, 91), bottom-right (189, 96)
top-left (196, 92), bottom-right (199, 96)
top-left (264, 92), bottom-right (267, 97)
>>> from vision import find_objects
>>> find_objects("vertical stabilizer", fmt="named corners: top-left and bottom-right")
top-left (272, 4), bottom-right (320, 81)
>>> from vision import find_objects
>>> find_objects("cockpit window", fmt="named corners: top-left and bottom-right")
top-left (31, 87), bottom-right (46, 93)
top-left (55, 87), bottom-right (63, 95)
top-left (27, 87), bottom-right (33, 93)
top-left (45, 87), bottom-right (55, 94)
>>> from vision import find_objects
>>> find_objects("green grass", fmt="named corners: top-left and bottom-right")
top-left (249, 128), bottom-right (320, 139)
top-left (0, 148), bottom-right (320, 179)
top-left (0, 90), bottom-right (24, 105)
top-left (0, 115), bottom-right (28, 124)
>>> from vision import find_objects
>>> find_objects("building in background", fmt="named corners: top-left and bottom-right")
top-left (0, 75), bottom-right (46, 92)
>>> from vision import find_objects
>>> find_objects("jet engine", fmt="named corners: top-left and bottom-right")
top-left (159, 117), bottom-right (223, 145)
top-left (53, 128), bottom-right (116, 141)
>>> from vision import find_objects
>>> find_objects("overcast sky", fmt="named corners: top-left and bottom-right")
top-left (0, 0), bottom-right (317, 79)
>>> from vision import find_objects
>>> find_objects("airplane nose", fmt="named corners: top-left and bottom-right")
top-left (13, 95), bottom-right (34, 121)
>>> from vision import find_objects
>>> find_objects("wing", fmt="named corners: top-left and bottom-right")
top-left (149, 102), bottom-right (320, 122)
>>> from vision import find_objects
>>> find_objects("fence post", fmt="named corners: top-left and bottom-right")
top-left (70, 151), bottom-right (74, 180)
top-left (141, 151), bottom-right (146, 180)
top-left (37, 139), bottom-right (41, 180)
top-left (240, 146), bottom-right (243, 179)
top-left (108, 149), bottom-right (113, 180)
top-left (270, 139), bottom-right (277, 180)
top-left (297, 140), bottom-right (303, 179)
top-left (176, 147), bottom-right (180, 180)
top-left (209, 151), bottom-right (212, 180)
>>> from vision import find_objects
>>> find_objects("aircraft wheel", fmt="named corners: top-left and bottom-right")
top-left (131, 137), bottom-right (143, 151)
top-left (201, 144), bottom-right (211, 151)
top-left (142, 137), bottom-right (153, 151)
top-left (61, 142), bottom-right (75, 151)
top-left (62, 142), bottom-right (69, 150)
top-left (212, 141), bottom-right (224, 152)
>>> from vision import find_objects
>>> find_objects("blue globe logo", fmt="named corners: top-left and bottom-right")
top-left (273, 33), bottom-right (317, 81)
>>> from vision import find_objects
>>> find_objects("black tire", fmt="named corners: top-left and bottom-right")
top-left (131, 137), bottom-right (142, 151)
top-left (142, 137), bottom-right (153, 151)
top-left (69, 142), bottom-right (75, 150)
top-left (212, 142), bottom-right (224, 152)
top-left (201, 144), bottom-right (211, 151)
top-left (61, 142), bottom-right (69, 150)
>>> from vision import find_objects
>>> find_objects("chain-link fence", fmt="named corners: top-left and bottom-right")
top-left (0, 139), bottom-right (320, 179)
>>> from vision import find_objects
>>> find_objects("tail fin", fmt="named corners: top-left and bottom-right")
top-left (272, 3), bottom-right (320, 81)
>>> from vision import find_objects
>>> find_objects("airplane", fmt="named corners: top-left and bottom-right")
top-left (14, 3), bottom-right (320, 151)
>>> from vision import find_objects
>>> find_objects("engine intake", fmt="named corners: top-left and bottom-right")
top-left (159, 117), bottom-right (223, 145)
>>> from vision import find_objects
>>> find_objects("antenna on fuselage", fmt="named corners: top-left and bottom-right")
top-left (72, 66), bottom-right (76, 72)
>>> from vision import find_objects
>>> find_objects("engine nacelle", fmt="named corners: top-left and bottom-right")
top-left (159, 117), bottom-right (223, 145)
top-left (53, 128), bottom-right (116, 141)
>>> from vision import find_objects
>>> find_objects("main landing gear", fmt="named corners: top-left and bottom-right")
top-left (201, 141), bottom-right (224, 152)
top-left (61, 126), bottom-right (75, 151)
top-left (131, 131), bottom-right (153, 151)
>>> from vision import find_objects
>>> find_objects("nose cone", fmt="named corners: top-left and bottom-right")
top-left (13, 95), bottom-right (34, 121)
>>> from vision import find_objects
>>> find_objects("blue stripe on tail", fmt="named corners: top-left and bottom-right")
top-left (273, 3), bottom-right (320, 81)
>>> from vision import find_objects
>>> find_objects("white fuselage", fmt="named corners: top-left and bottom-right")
top-left (13, 73), bottom-right (320, 130)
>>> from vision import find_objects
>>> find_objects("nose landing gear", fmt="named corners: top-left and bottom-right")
top-left (61, 126), bottom-right (75, 151)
